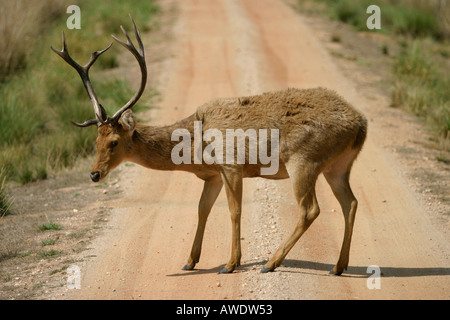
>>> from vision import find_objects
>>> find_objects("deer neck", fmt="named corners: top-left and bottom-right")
top-left (127, 115), bottom-right (196, 172)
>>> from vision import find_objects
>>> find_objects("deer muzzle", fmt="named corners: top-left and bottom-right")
top-left (90, 171), bottom-right (101, 183)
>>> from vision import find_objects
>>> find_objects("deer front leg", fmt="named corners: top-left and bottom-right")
top-left (219, 168), bottom-right (243, 274)
top-left (183, 178), bottom-right (223, 271)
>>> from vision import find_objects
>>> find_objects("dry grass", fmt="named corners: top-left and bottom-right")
top-left (0, 168), bottom-right (12, 217)
top-left (0, 0), bottom-right (67, 80)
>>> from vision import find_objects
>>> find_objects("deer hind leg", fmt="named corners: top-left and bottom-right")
top-left (182, 178), bottom-right (223, 271)
top-left (323, 149), bottom-right (359, 275)
top-left (219, 168), bottom-right (243, 274)
top-left (261, 163), bottom-right (320, 273)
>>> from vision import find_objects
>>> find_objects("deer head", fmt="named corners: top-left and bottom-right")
top-left (51, 16), bottom-right (146, 182)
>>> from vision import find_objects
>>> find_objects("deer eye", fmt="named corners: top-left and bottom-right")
top-left (110, 140), bottom-right (119, 148)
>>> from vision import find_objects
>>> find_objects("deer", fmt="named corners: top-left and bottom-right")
top-left (51, 17), bottom-right (367, 275)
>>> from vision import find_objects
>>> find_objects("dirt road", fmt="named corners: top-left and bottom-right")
top-left (68, 0), bottom-right (449, 299)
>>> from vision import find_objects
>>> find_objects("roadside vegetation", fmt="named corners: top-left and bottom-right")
top-left (0, 0), bottom-right (160, 298)
top-left (0, 0), bottom-right (159, 187)
top-left (0, 168), bottom-right (11, 218)
top-left (295, 0), bottom-right (449, 151)
top-left (0, 0), bottom-right (159, 218)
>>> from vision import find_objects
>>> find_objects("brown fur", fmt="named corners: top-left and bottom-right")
top-left (91, 87), bottom-right (367, 274)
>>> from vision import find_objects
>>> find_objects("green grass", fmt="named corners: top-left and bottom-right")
top-left (391, 40), bottom-right (450, 142)
top-left (295, 0), bottom-right (450, 148)
top-left (0, 0), bottom-right (159, 184)
top-left (0, 168), bottom-right (12, 217)
top-left (41, 239), bottom-right (57, 246)
top-left (38, 223), bottom-right (62, 231)
top-left (39, 250), bottom-right (60, 258)
top-left (308, 0), bottom-right (447, 39)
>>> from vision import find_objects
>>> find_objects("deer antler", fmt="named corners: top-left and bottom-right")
top-left (51, 15), bottom-right (147, 127)
top-left (109, 16), bottom-right (147, 125)
top-left (51, 32), bottom-right (112, 126)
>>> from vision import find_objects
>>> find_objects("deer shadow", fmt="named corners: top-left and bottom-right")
top-left (269, 259), bottom-right (450, 279)
top-left (167, 259), bottom-right (450, 278)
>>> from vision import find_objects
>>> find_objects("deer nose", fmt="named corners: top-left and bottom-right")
top-left (90, 171), bottom-right (101, 182)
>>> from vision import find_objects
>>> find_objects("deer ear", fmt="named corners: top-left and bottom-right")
top-left (119, 110), bottom-right (136, 133)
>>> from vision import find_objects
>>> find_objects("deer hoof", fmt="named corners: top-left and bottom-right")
top-left (329, 265), bottom-right (345, 276)
top-left (260, 266), bottom-right (275, 273)
top-left (219, 266), bottom-right (234, 274)
top-left (182, 264), bottom-right (195, 271)
top-left (329, 270), bottom-right (343, 276)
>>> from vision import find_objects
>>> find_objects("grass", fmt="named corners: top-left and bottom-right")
top-left (41, 239), bottom-right (57, 247)
top-left (0, 0), bottom-right (64, 80)
top-left (0, 168), bottom-right (12, 217)
top-left (39, 250), bottom-right (60, 258)
top-left (38, 223), bottom-right (62, 231)
top-left (304, 0), bottom-right (449, 39)
top-left (391, 40), bottom-right (450, 142)
top-left (0, 0), bottom-right (159, 185)
top-left (295, 0), bottom-right (450, 149)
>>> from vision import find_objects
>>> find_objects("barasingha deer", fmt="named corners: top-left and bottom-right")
top-left (52, 17), bottom-right (367, 275)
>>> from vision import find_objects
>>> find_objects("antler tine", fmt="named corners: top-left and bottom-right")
top-left (51, 32), bottom-right (112, 126)
top-left (111, 16), bottom-right (145, 60)
top-left (71, 119), bottom-right (101, 128)
top-left (86, 44), bottom-right (113, 70)
top-left (108, 15), bottom-right (147, 125)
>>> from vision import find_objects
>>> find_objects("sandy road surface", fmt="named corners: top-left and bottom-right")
top-left (69, 0), bottom-right (449, 299)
